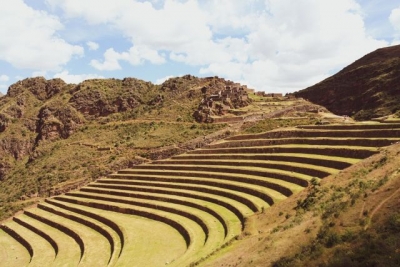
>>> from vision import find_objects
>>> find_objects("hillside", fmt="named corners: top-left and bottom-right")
top-left (1, 75), bottom-right (320, 221)
top-left (294, 45), bottom-right (400, 120)
top-left (1, 72), bottom-right (399, 267)
top-left (1, 117), bottom-right (400, 266)
top-left (202, 140), bottom-right (400, 267)
top-left (0, 75), bottom-right (240, 220)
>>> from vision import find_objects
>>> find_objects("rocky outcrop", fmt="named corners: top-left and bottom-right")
top-left (7, 77), bottom-right (67, 101)
top-left (0, 137), bottom-right (34, 160)
top-left (69, 79), bottom-right (151, 118)
top-left (0, 113), bottom-right (10, 132)
top-left (36, 102), bottom-right (84, 142)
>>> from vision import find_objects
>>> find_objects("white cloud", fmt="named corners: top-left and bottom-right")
top-left (389, 6), bottom-right (400, 38)
top-left (47, 0), bottom-right (218, 66)
top-left (53, 70), bottom-right (105, 84)
top-left (0, 75), bottom-right (8, 94)
top-left (203, 0), bottom-right (387, 93)
top-left (0, 0), bottom-right (83, 71)
top-left (46, 0), bottom-right (388, 93)
top-left (0, 74), bottom-right (9, 82)
top-left (0, 85), bottom-right (7, 95)
top-left (154, 75), bottom-right (175, 85)
top-left (391, 39), bottom-right (400, 46)
top-left (200, 0), bottom-right (263, 34)
top-left (90, 48), bottom-right (122, 71)
top-left (91, 46), bottom-right (165, 71)
top-left (86, 41), bottom-right (99, 51)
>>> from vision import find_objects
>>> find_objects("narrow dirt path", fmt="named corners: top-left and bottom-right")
top-left (364, 186), bottom-right (400, 230)
top-left (359, 201), bottom-right (366, 219)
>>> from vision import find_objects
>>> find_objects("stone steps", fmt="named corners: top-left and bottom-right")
top-left (67, 187), bottom-right (242, 239)
top-left (184, 144), bottom-right (378, 159)
top-left (225, 129), bottom-right (400, 140)
top-left (149, 160), bottom-right (338, 178)
top-left (171, 153), bottom-right (358, 169)
top-left (3, 220), bottom-right (55, 267)
top-left (206, 137), bottom-right (400, 149)
top-left (296, 123), bottom-right (400, 130)
top-left (0, 227), bottom-right (31, 267)
top-left (82, 182), bottom-right (253, 223)
top-left (94, 177), bottom-right (270, 212)
top-left (14, 213), bottom-right (82, 266)
top-left (51, 194), bottom-right (218, 267)
top-left (25, 208), bottom-right (110, 266)
top-left (44, 198), bottom-right (123, 264)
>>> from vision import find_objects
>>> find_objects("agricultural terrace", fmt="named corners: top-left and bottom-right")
top-left (1, 122), bottom-right (400, 266)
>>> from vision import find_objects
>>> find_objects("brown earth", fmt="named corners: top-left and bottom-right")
top-left (294, 44), bottom-right (400, 120)
top-left (200, 143), bottom-right (400, 267)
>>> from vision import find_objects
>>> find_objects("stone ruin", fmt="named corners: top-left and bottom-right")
top-left (255, 92), bottom-right (283, 98)
top-left (194, 81), bottom-right (252, 123)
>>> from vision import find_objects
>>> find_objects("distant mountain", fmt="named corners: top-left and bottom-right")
top-left (0, 92), bottom-right (4, 97)
top-left (295, 45), bottom-right (400, 120)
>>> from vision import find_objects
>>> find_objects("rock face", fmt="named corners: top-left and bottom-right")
top-left (0, 76), bottom-right (166, 182)
top-left (0, 136), bottom-right (34, 160)
top-left (294, 45), bottom-right (400, 120)
top-left (35, 103), bottom-right (84, 142)
top-left (0, 113), bottom-right (9, 132)
top-left (7, 77), bottom-right (67, 100)
top-left (69, 78), bottom-right (152, 117)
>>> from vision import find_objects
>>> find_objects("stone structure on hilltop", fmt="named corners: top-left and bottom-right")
top-left (194, 80), bottom-right (251, 123)
top-left (256, 92), bottom-right (283, 98)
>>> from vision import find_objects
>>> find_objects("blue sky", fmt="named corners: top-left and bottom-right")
top-left (1, 0), bottom-right (399, 95)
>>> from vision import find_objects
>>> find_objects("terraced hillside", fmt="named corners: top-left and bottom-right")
top-left (1, 122), bottom-right (400, 267)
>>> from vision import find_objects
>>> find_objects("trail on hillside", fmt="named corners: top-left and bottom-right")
top-left (364, 186), bottom-right (400, 230)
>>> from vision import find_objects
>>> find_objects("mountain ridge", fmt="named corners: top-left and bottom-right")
top-left (294, 44), bottom-right (400, 120)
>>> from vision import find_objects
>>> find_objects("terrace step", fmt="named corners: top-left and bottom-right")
top-left (12, 216), bottom-right (59, 258)
top-left (0, 227), bottom-right (31, 267)
top-left (171, 153), bottom-right (359, 170)
top-left (100, 176), bottom-right (267, 212)
top-left (67, 187), bottom-right (242, 239)
top-left (60, 190), bottom-right (229, 250)
top-left (184, 144), bottom-right (378, 159)
top-left (110, 170), bottom-right (293, 206)
top-left (205, 137), bottom-right (400, 149)
top-left (296, 123), bottom-right (400, 130)
top-left (52, 194), bottom-right (199, 249)
top-left (117, 167), bottom-right (309, 194)
top-left (43, 198), bottom-right (123, 265)
top-left (36, 202), bottom-right (119, 266)
top-left (81, 181), bottom-right (253, 222)
top-left (44, 198), bottom-right (187, 267)
top-left (25, 207), bottom-right (111, 266)
top-left (225, 129), bottom-right (400, 140)
top-left (52, 194), bottom-right (220, 267)
top-left (2, 220), bottom-right (55, 267)
top-left (62, 190), bottom-right (226, 244)
top-left (149, 160), bottom-right (339, 178)
top-left (15, 213), bottom-right (82, 266)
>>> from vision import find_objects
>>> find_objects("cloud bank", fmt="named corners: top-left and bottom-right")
top-left (0, 0), bottom-right (397, 94)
